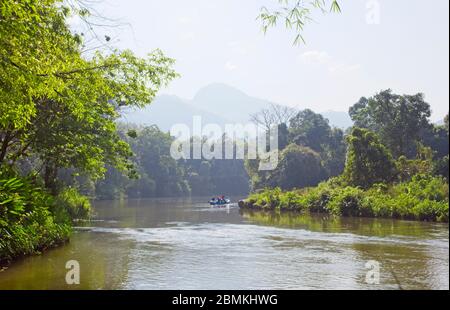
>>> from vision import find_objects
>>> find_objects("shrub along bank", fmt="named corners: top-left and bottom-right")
top-left (240, 174), bottom-right (449, 222)
top-left (0, 174), bottom-right (91, 266)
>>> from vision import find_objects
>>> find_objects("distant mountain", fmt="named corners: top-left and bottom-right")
top-left (191, 83), bottom-right (273, 124)
top-left (121, 83), bottom-right (352, 131)
top-left (321, 110), bottom-right (353, 129)
top-left (121, 95), bottom-right (231, 132)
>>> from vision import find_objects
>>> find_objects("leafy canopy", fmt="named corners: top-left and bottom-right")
top-left (349, 90), bottom-right (432, 158)
top-left (0, 0), bottom-right (178, 189)
top-left (344, 127), bottom-right (397, 188)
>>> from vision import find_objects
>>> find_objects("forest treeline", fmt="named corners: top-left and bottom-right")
top-left (91, 125), bottom-right (250, 199)
top-left (242, 90), bottom-right (449, 222)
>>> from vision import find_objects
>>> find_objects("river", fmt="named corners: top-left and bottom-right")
top-left (0, 198), bottom-right (448, 290)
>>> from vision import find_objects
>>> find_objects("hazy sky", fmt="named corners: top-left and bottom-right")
top-left (82, 0), bottom-right (449, 120)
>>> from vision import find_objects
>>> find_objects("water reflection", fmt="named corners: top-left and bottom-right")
top-left (0, 199), bottom-right (448, 290)
top-left (242, 210), bottom-right (449, 290)
top-left (0, 231), bottom-right (135, 290)
top-left (240, 210), bottom-right (449, 239)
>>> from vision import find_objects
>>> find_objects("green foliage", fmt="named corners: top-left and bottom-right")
top-left (244, 95), bottom-right (447, 223)
top-left (433, 155), bottom-right (449, 181)
top-left (54, 188), bottom-right (91, 220)
top-left (95, 125), bottom-right (250, 199)
top-left (259, 0), bottom-right (341, 45)
top-left (289, 109), bottom-right (332, 152)
top-left (277, 123), bottom-right (289, 151)
top-left (321, 128), bottom-right (347, 178)
top-left (349, 90), bottom-right (432, 158)
top-left (248, 187), bottom-right (283, 210)
top-left (127, 126), bottom-right (189, 197)
top-left (325, 187), bottom-right (362, 216)
top-left (344, 127), bottom-right (397, 188)
top-left (421, 124), bottom-right (449, 159)
top-left (288, 109), bottom-right (347, 178)
top-left (0, 0), bottom-right (177, 190)
top-left (245, 109), bottom-right (346, 192)
top-left (0, 174), bottom-right (71, 264)
top-left (0, 0), bottom-right (180, 262)
top-left (395, 146), bottom-right (434, 182)
top-left (243, 174), bottom-right (449, 222)
top-left (266, 144), bottom-right (326, 190)
top-left (0, 0), bottom-right (81, 131)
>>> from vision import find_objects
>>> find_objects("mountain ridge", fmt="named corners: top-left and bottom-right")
top-left (121, 84), bottom-right (354, 131)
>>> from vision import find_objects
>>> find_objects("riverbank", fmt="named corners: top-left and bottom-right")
top-left (0, 176), bottom-right (91, 267)
top-left (239, 174), bottom-right (449, 223)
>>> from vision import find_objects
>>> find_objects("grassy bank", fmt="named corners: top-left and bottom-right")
top-left (240, 174), bottom-right (449, 222)
top-left (0, 176), bottom-right (91, 266)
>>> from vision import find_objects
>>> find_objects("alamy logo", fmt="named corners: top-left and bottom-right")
top-left (365, 260), bottom-right (381, 285)
top-left (65, 260), bottom-right (80, 285)
top-left (170, 116), bottom-right (279, 171)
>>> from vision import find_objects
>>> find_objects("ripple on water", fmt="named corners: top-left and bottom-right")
top-left (71, 222), bottom-right (449, 289)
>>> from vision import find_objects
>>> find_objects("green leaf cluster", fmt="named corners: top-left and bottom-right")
top-left (243, 174), bottom-right (449, 222)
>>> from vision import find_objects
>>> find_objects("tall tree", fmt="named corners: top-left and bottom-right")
top-left (289, 109), bottom-right (332, 152)
top-left (349, 90), bottom-right (432, 158)
top-left (250, 103), bottom-right (296, 132)
top-left (321, 127), bottom-right (346, 177)
top-left (344, 127), bottom-right (397, 188)
top-left (0, 0), bottom-right (177, 192)
top-left (266, 144), bottom-right (325, 190)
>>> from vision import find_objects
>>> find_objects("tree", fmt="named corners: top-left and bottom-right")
top-left (266, 144), bottom-right (325, 190)
top-left (250, 104), bottom-right (295, 154)
top-left (250, 103), bottom-right (296, 132)
top-left (96, 126), bottom-right (250, 199)
top-left (246, 109), bottom-right (347, 191)
top-left (344, 128), bottom-right (397, 188)
top-left (0, 1), bottom-right (177, 193)
top-left (129, 126), bottom-right (189, 197)
top-left (349, 90), bottom-right (432, 158)
top-left (1, 0), bottom-right (81, 134)
top-left (434, 156), bottom-right (449, 181)
top-left (289, 109), bottom-right (332, 152)
top-left (277, 123), bottom-right (290, 151)
top-left (321, 127), bottom-right (346, 177)
top-left (395, 144), bottom-right (434, 182)
top-left (259, 0), bottom-right (341, 44)
top-left (421, 124), bottom-right (449, 159)
top-left (289, 109), bottom-right (347, 177)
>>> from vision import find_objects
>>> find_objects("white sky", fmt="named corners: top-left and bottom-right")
top-left (83, 0), bottom-right (449, 121)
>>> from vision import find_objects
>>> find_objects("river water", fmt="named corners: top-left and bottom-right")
top-left (0, 198), bottom-right (448, 290)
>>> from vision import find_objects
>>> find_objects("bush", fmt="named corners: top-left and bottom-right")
top-left (327, 187), bottom-right (369, 217)
top-left (266, 144), bottom-right (326, 190)
top-left (304, 185), bottom-right (332, 213)
top-left (278, 191), bottom-right (306, 211)
top-left (242, 174), bottom-right (449, 222)
top-left (344, 128), bottom-right (397, 188)
top-left (54, 188), bottom-right (91, 220)
top-left (0, 176), bottom-right (72, 264)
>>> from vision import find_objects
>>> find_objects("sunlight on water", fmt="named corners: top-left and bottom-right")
top-left (0, 198), bottom-right (448, 290)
